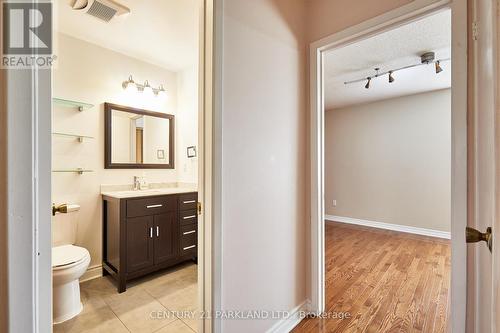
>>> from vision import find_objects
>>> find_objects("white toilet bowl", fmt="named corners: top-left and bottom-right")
top-left (52, 245), bottom-right (90, 324)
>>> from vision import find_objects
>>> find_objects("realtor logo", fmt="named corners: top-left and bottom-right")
top-left (2, 1), bottom-right (55, 68)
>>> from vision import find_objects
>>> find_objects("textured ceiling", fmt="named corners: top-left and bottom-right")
top-left (324, 9), bottom-right (451, 109)
top-left (55, 0), bottom-right (199, 72)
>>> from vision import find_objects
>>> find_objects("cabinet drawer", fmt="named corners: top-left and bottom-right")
top-left (126, 196), bottom-right (177, 218)
top-left (180, 224), bottom-right (197, 253)
top-left (179, 193), bottom-right (198, 211)
top-left (180, 209), bottom-right (198, 226)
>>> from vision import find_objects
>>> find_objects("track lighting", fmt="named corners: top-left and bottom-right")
top-left (388, 71), bottom-right (395, 83)
top-left (122, 75), bottom-right (167, 98)
top-left (344, 52), bottom-right (450, 89)
top-left (435, 61), bottom-right (443, 74)
top-left (365, 77), bottom-right (371, 89)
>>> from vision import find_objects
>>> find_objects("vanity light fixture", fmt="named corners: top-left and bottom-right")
top-left (122, 75), bottom-right (167, 98)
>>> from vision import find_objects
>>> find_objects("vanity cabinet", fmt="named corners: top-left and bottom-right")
top-left (102, 192), bottom-right (198, 293)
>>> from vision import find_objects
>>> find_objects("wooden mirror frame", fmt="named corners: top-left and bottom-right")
top-left (105, 103), bottom-right (175, 169)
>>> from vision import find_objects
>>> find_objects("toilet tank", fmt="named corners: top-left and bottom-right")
top-left (52, 213), bottom-right (78, 247)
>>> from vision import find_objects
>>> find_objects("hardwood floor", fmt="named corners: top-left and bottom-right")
top-left (293, 222), bottom-right (450, 333)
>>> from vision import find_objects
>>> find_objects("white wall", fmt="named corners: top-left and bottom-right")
top-left (53, 33), bottom-right (197, 271)
top-left (220, 0), bottom-right (307, 331)
top-left (177, 67), bottom-right (199, 183)
top-left (325, 89), bottom-right (451, 232)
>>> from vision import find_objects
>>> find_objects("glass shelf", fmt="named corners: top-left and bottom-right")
top-left (53, 98), bottom-right (94, 111)
top-left (52, 169), bottom-right (94, 175)
top-left (52, 132), bottom-right (95, 142)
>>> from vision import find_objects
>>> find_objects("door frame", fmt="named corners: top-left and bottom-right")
top-left (308, 1), bottom-right (468, 332)
top-left (0, 0), bottom-right (217, 332)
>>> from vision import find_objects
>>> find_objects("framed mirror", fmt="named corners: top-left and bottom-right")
top-left (105, 103), bottom-right (175, 169)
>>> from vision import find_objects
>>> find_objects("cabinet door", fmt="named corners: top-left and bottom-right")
top-left (154, 212), bottom-right (178, 264)
top-left (126, 216), bottom-right (154, 273)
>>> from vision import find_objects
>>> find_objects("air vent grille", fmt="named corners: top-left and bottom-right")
top-left (87, 0), bottom-right (117, 22)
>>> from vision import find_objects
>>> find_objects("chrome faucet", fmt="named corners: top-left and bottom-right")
top-left (133, 176), bottom-right (141, 191)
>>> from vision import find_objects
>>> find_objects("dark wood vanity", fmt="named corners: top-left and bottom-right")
top-left (102, 191), bottom-right (198, 292)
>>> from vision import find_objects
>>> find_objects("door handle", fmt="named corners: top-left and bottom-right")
top-left (466, 226), bottom-right (492, 252)
top-left (156, 226), bottom-right (159, 237)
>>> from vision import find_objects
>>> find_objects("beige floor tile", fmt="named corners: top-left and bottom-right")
top-left (157, 284), bottom-right (198, 312)
top-left (154, 319), bottom-right (195, 333)
top-left (139, 263), bottom-right (197, 291)
top-left (54, 263), bottom-right (198, 333)
top-left (103, 287), bottom-right (176, 333)
top-left (52, 303), bottom-right (128, 333)
top-left (180, 317), bottom-right (199, 332)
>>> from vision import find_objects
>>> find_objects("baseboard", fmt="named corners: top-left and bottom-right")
top-left (80, 264), bottom-right (102, 283)
top-left (266, 300), bottom-right (310, 333)
top-left (325, 215), bottom-right (451, 239)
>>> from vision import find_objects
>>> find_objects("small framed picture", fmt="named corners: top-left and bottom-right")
top-left (157, 149), bottom-right (165, 160)
top-left (187, 146), bottom-right (197, 158)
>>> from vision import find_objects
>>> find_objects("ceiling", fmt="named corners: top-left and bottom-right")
top-left (324, 9), bottom-right (451, 109)
top-left (55, 0), bottom-right (199, 72)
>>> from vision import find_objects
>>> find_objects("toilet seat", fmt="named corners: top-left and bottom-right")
top-left (52, 245), bottom-right (90, 270)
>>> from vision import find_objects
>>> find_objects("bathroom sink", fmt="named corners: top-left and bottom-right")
top-left (101, 187), bottom-right (198, 199)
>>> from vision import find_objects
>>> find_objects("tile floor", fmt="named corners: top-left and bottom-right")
top-left (53, 262), bottom-right (198, 333)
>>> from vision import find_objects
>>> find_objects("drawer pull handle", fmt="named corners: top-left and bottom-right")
top-left (183, 245), bottom-right (196, 250)
top-left (183, 215), bottom-right (197, 220)
top-left (183, 200), bottom-right (196, 204)
top-left (146, 204), bottom-right (163, 209)
top-left (183, 230), bottom-right (196, 235)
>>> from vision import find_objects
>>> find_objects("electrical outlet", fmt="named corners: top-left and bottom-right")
top-left (332, 200), bottom-right (337, 207)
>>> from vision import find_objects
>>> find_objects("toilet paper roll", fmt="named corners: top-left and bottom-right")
top-left (65, 204), bottom-right (80, 213)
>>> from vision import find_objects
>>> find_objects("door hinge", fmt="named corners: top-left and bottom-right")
top-left (472, 21), bottom-right (479, 41)
top-left (197, 202), bottom-right (202, 215)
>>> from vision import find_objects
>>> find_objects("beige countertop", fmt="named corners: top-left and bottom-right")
top-left (101, 187), bottom-right (197, 199)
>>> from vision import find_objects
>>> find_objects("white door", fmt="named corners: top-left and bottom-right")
top-left (467, 0), bottom-right (498, 332)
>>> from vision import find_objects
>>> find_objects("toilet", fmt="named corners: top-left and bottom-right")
top-left (52, 244), bottom-right (91, 324)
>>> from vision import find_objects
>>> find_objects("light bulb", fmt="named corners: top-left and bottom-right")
top-left (124, 75), bottom-right (137, 93)
top-left (157, 84), bottom-right (167, 99)
top-left (143, 80), bottom-right (154, 97)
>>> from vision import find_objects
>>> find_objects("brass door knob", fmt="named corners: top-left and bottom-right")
top-left (466, 226), bottom-right (492, 252)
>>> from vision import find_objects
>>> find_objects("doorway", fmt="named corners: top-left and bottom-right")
top-left (306, 0), bottom-right (467, 332)
top-left (1, 0), bottom-right (215, 332)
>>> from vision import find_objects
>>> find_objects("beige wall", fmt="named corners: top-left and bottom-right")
top-left (217, 0), bottom-right (420, 330)
top-left (305, 0), bottom-right (413, 42)
top-left (53, 34), bottom-right (197, 272)
top-left (325, 89), bottom-right (451, 232)
top-left (220, 0), bottom-right (306, 331)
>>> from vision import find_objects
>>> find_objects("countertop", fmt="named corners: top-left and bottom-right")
top-left (101, 187), bottom-right (197, 199)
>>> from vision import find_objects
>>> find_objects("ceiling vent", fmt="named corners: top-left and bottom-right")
top-left (70, 0), bottom-right (130, 22)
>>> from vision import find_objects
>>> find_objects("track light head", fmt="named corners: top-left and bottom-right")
top-left (388, 71), bottom-right (395, 83)
top-left (365, 77), bottom-right (371, 89)
top-left (435, 61), bottom-right (443, 74)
